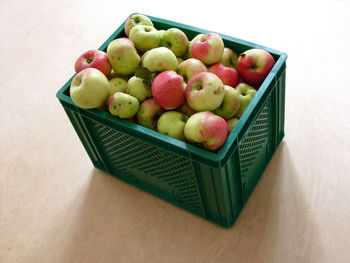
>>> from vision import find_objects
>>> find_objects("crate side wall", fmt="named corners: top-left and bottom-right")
top-left (193, 152), bottom-right (243, 227)
top-left (237, 65), bottom-right (286, 203)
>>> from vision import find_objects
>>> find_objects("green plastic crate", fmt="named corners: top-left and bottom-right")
top-left (56, 14), bottom-right (287, 228)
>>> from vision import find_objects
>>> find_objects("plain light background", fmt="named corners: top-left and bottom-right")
top-left (1, 0), bottom-right (350, 262)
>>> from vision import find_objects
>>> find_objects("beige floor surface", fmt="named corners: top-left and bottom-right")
top-left (1, 0), bottom-right (350, 262)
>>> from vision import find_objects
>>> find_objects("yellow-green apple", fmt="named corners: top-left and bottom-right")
top-left (107, 38), bottom-right (140, 76)
top-left (108, 77), bottom-right (128, 94)
top-left (186, 72), bottom-right (224, 111)
top-left (152, 71), bottom-right (186, 109)
top-left (188, 33), bottom-right (224, 65)
top-left (161, 28), bottom-right (188, 57)
top-left (140, 50), bottom-right (150, 66)
top-left (136, 98), bottom-right (165, 130)
top-left (226, 117), bottom-right (239, 134)
top-left (184, 111), bottom-right (227, 151)
top-left (208, 63), bottom-right (238, 87)
top-left (214, 85), bottom-right (241, 119)
top-left (142, 47), bottom-right (178, 72)
top-left (220, 47), bottom-right (238, 69)
top-left (237, 48), bottom-right (275, 86)
top-left (70, 68), bottom-right (110, 109)
top-left (124, 14), bottom-right (154, 36)
top-left (234, 83), bottom-right (257, 118)
top-left (74, 49), bottom-right (111, 77)
top-left (179, 102), bottom-right (197, 117)
top-left (129, 25), bottom-right (161, 52)
top-left (108, 92), bottom-right (139, 118)
top-left (157, 111), bottom-right (188, 141)
top-left (127, 76), bottom-right (152, 102)
top-left (178, 58), bottom-right (207, 83)
top-left (158, 29), bottom-right (166, 39)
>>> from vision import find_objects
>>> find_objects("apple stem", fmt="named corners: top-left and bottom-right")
top-left (239, 53), bottom-right (245, 58)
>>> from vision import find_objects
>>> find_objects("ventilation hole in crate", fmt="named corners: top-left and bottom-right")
top-left (85, 120), bottom-right (205, 216)
top-left (238, 97), bottom-right (272, 178)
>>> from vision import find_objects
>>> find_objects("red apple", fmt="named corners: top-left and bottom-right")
top-left (237, 48), bottom-right (275, 87)
top-left (179, 102), bottom-right (197, 117)
top-left (74, 49), bottom-right (111, 77)
top-left (208, 63), bottom-right (238, 87)
top-left (184, 111), bottom-right (227, 151)
top-left (151, 71), bottom-right (186, 110)
top-left (136, 98), bottom-right (165, 130)
top-left (189, 33), bottom-right (224, 65)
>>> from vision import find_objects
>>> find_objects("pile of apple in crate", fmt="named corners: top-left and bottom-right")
top-left (70, 14), bottom-right (275, 151)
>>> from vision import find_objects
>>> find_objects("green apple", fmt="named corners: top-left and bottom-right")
top-left (142, 47), bottom-right (178, 72)
top-left (108, 77), bottom-right (128, 94)
top-left (214, 85), bottom-right (241, 119)
top-left (107, 38), bottom-right (140, 76)
top-left (177, 57), bottom-right (184, 64)
top-left (137, 98), bottom-right (165, 130)
top-left (108, 92), bottom-right (139, 118)
top-left (70, 68), bottom-right (110, 109)
top-left (157, 111), bottom-right (188, 141)
top-left (127, 76), bottom-right (152, 102)
top-left (129, 25), bottom-right (161, 52)
top-left (158, 29), bottom-right (166, 39)
top-left (124, 14), bottom-right (154, 36)
top-left (184, 111), bottom-right (227, 151)
top-left (186, 72), bottom-right (224, 111)
top-left (161, 28), bottom-right (188, 57)
top-left (220, 47), bottom-right (239, 69)
top-left (178, 58), bottom-right (207, 83)
top-left (226, 117), bottom-right (239, 134)
top-left (234, 83), bottom-right (257, 118)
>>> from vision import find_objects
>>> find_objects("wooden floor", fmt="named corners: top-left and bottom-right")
top-left (1, 0), bottom-right (350, 262)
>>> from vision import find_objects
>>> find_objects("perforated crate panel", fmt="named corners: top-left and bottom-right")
top-left (238, 95), bottom-right (273, 202)
top-left (84, 118), bottom-right (206, 217)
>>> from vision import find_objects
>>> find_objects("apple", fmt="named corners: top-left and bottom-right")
top-left (137, 98), bottom-right (165, 130)
top-left (140, 50), bottom-right (150, 66)
top-left (108, 92), bottom-right (139, 118)
top-left (226, 117), bottom-right (239, 134)
top-left (129, 25), bottom-right (161, 52)
top-left (179, 102), bottom-right (197, 117)
top-left (161, 28), bottom-right (188, 57)
top-left (177, 57), bottom-right (184, 64)
top-left (108, 77), bottom-right (128, 94)
top-left (234, 83), bottom-right (257, 118)
top-left (186, 72), bottom-right (224, 111)
top-left (208, 63), bottom-right (238, 87)
top-left (152, 71), bottom-right (186, 109)
top-left (237, 48), bottom-right (275, 86)
top-left (70, 68), bottom-right (110, 109)
top-left (74, 49), bottom-right (111, 77)
top-left (142, 47), bottom-right (178, 72)
top-left (220, 47), bottom-right (238, 69)
top-left (106, 38), bottom-right (140, 76)
top-left (158, 29), bottom-right (166, 39)
top-left (178, 58), bottom-right (207, 83)
top-left (188, 33), bottom-right (224, 65)
top-left (157, 111), bottom-right (188, 141)
top-left (184, 111), bottom-right (227, 151)
top-left (214, 85), bottom-right (241, 119)
top-left (124, 14), bottom-right (154, 36)
top-left (127, 76), bottom-right (152, 102)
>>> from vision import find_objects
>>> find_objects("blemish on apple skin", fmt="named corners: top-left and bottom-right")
top-left (214, 88), bottom-right (222, 95)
